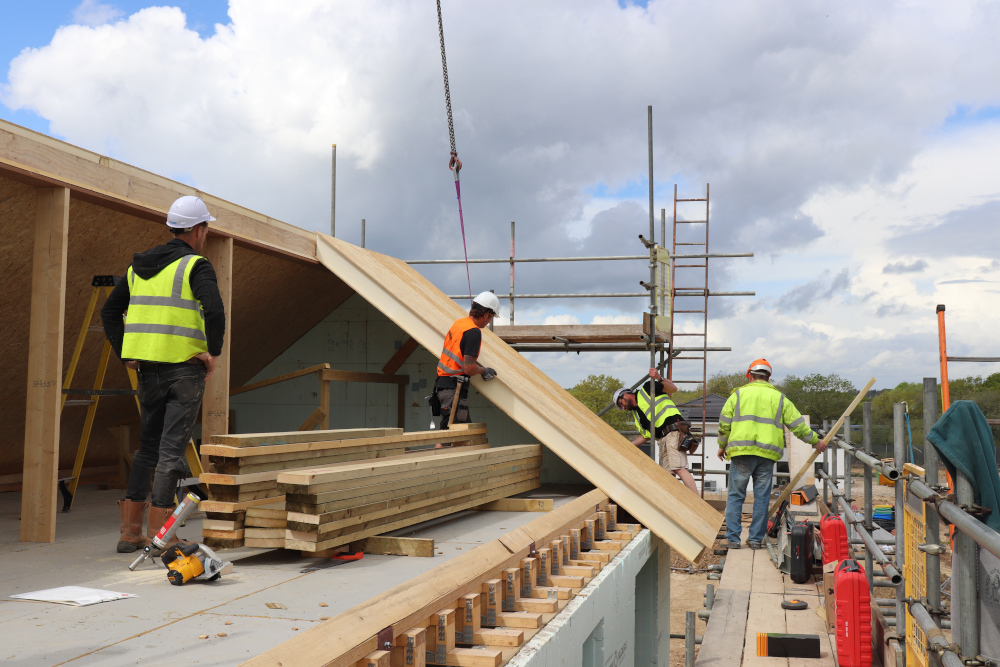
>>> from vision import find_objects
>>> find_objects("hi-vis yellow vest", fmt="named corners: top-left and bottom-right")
top-left (121, 255), bottom-right (208, 363)
top-left (718, 380), bottom-right (818, 461)
top-left (633, 387), bottom-right (682, 440)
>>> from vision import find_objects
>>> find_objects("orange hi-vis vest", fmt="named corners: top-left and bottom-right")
top-left (438, 317), bottom-right (480, 377)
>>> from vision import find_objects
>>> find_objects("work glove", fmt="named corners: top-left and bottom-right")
top-left (481, 367), bottom-right (497, 381)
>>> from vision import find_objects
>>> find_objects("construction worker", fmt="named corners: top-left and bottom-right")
top-left (101, 196), bottom-right (225, 554)
top-left (718, 359), bottom-right (827, 550)
top-left (433, 291), bottom-right (499, 430)
top-left (612, 368), bottom-right (699, 493)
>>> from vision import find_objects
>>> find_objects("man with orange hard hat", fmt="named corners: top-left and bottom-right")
top-left (718, 359), bottom-right (827, 550)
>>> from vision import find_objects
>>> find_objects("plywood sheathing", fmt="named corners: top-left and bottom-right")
top-left (315, 234), bottom-right (722, 561)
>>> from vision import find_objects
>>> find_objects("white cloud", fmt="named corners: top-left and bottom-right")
top-left (4, 0), bottom-right (1000, 390)
top-left (543, 314), bottom-right (581, 325)
top-left (72, 0), bottom-right (124, 26)
top-left (591, 314), bottom-right (640, 325)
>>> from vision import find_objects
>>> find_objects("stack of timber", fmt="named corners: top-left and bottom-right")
top-left (244, 502), bottom-right (288, 549)
top-left (199, 426), bottom-right (489, 549)
top-left (242, 491), bottom-right (644, 667)
top-left (279, 444), bottom-right (543, 552)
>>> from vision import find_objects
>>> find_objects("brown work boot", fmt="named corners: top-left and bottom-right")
top-left (147, 505), bottom-right (179, 557)
top-left (116, 499), bottom-right (149, 553)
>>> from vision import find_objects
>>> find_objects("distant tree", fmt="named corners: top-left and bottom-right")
top-left (871, 382), bottom-right (924, 423)
top-left (567, 374), bottom-right (632, 430)
top-left (707, 371), bottom-right (749, 397)
top-left (779, 373), bottom-right (858, 423)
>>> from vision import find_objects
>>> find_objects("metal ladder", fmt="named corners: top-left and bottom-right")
top-left (668, 185), bottom-right (711, 495)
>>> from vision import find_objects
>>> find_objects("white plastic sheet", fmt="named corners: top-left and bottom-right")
top-left (10, 586), bottom-right (138, 606)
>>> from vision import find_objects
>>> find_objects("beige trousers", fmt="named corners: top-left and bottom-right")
top-left (656, 431), bottom-right (687, 471)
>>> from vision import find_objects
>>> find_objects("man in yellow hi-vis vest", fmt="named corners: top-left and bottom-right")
top-left (718, 359), bottom-right (826, 550)
top-left (613, 368), bottom-right (699, 493)
top-left (102, 196), bottom-right (225, 555)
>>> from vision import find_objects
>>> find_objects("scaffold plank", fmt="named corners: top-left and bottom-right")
top-left (693, 588), bottom-right (750, 666)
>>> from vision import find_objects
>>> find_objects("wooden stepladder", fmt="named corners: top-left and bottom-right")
top-left (60, 275), bottom-right (204, 511)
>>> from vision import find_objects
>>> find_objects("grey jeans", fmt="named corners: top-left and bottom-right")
top-left (126, 362), bottom-right (206, 507)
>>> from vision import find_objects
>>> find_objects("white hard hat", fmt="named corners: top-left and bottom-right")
top-left (472, 291), bottom-right (500, 315)
top-left (166, 196), bottom-right (216, 228)
top-left (612, 388), bottom-right (631, 410)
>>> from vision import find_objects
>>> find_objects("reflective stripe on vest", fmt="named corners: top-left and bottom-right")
top-left (121, 255), bottom-right (208, 363)
top-left (721, 382), bottom-right (787, 461)
top-left (437, 316), bottom-right (479, 377)
top-left (632, 388), bottom-right (681, 439)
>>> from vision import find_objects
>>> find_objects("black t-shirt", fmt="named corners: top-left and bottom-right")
top-left (435, 327), bottom-right (483, 391)
top-left (631, 380), bottom-right (682, 439)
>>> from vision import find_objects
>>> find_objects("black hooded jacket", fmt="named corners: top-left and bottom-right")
top-left (101, 238), bottom-right (226, 360)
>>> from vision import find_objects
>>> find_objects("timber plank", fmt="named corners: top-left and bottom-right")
top-left (287, 478), bottom-right (541, 551)
top-left (314, 235), bottom-right (720, 561)
top-left (286, 458), bottom-right (539, 515)
top-left (356, 536), bottom-right (435, 558)
top-left (282, 453), bottom-right (535, 505)
top-left (200, 496), bottom-right (286, 513)
top-left (209, 427), bottom-right (401, 448)
top-left (751, 550), bottom-right (786, 595)
top-left (720, 546), bottom-right (754, 592)
top-left (693, 589), bottom-right (750, 666)
top-left (277, 445), bottom-right (541, 487)
top-left (204, 429), bottom-right (487, 459)
top-left (476, 498), bottom-right (553, 512)
top-left (21, 186), bottom-right (69, 543)
top-left (288, 470), bottom-right (540, 534)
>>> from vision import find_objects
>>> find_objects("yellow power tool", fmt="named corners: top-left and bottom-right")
top-left (161, 541), bottom-right (228, 585)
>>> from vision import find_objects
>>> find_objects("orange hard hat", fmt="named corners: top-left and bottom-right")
top-left (746, 358), bottom-right (772, 379)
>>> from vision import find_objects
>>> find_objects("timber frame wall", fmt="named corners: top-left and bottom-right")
top-left (1, 119), bottom-right (354, 542)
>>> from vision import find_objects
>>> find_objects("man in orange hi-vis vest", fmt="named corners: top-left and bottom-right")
top-left (432, 291), bottom-right (500, 429)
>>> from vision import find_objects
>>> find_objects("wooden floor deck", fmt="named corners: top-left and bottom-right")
top-left (696, 535), bottom-right (856, 667)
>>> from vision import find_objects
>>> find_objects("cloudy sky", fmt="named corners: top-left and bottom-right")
top-left (3, 0), bottom-right (999, 392)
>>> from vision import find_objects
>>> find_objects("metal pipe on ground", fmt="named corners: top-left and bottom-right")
top-left (669, 634), bottom-right (703, 644)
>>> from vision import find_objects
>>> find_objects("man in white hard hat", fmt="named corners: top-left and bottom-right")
top-left (612, 368), bottom-right (699, 493)
top-left (718, 359), bottom-right (825, 550)
top-left (432, 291), bottom-right (499, 429)
top-left (101, 196), bottom-right (226, 554)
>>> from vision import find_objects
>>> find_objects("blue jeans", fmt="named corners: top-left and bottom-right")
top-left (126, 362), bottom-right (206, 507)
top-left (725, 455), bottom-right (775, 544)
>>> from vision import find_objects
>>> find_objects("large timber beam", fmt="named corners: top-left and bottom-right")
top-left (314, 234), bottom-right (722, 561)
top-left (202, 236), bottom-right (234, 460)
top-left (21, 187), bottom-right (69, 543)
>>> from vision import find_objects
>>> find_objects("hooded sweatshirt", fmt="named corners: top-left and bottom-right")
top-left (101, 238), bottom-right (226, 360)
